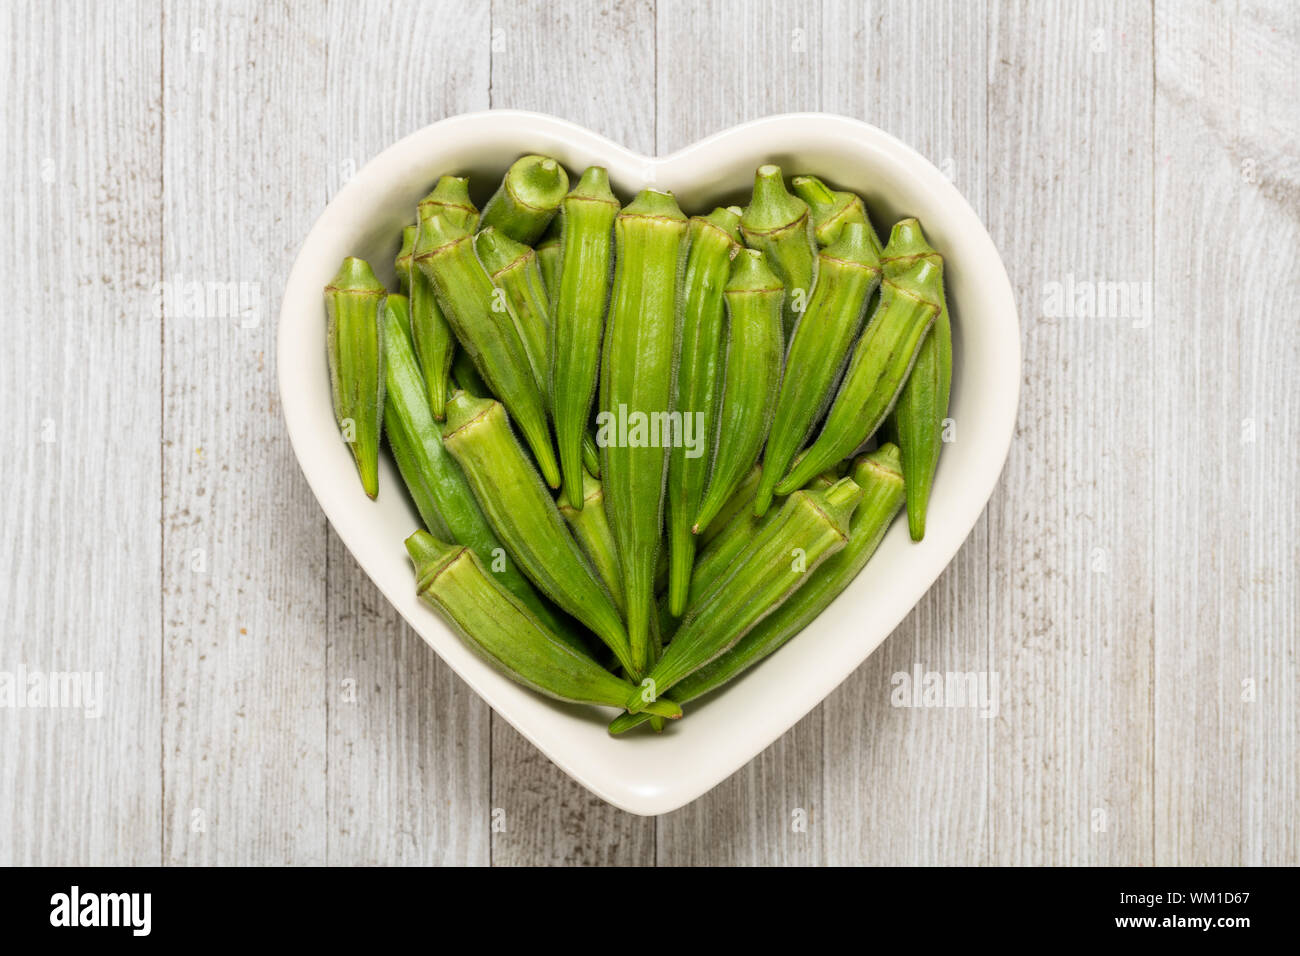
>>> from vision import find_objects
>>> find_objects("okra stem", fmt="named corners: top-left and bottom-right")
top-left (791, 175), bottom-right (880, 252)
top-left (480, 155), bottom-right (570, 245)
top-left (418, 175), bottom-right (479, 231)
top-left (740, 165), bottom-right (818, 340)
top-left (324, 257), bottom-right (386, 499)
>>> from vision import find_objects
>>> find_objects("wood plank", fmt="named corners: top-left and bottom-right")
top-left (0, 0), bottom-right (163, 866)
top-left (486, 0), bottom-right (659, 866)
top-left (985, 0), bottom-right (1156, 865)
top-left (654, 0), bottom-right (827, 865)
top-left (160, 0), bottom-right (331, 865)
top-left (322, 0), bottom-right (493, 867)
top-left (819, 0), bottom-right (992, 866)
top-left (1152, 0), bottom-right (1300, 866)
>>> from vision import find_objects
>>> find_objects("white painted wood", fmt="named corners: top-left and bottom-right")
top-left (1, 0), bottom-right (1297, 867)
top-left (322, 0), bottom-right (493, 868)
top-left (1152, 0), bottom-right (1299, 866)
top-left (0, 0), bottom-right (163, 866)
top-left (985, 0), bottom-right (1156, 865)
top-left (159, 0), bottom-right (332, 865)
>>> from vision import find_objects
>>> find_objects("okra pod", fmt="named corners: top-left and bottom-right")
top-left (739, 164), bottom-right (817, 340)
top-left (692, 247), bottom-right (784, 539)
top-left (535, 217), bottom-right (562, 302)
top-left (753, 222), bottom-right (882, 516)
top-left (410, 216), bottom-right (458, 421)
top-left (450, 347), bottom-right (488, 397)
top-left (556, 468), bottom-right (624, 611)
top-left (406, 531), bottom-right (680, 718)
top-left (552, 166), bottom-right (621, 509)
top-left (441, 390), bottom-right (635, 675)
top-left (417, 174), bottom-right (479, 231)
top-left (665, 206), bottom-right (742, 617)
top-left (880, 219), bottom-right (952, 541)
top-left (480, 154), bottom-right (569, 245)
top-left (697, 462), bottom-right (761, 549)
top-left (612, 447), bottom-right (903, 733)
top-left (324, 257), bottom-right (386, 499)
top-left (627, 476), bottom-right (863, 710)
top-left (474, 227), bottom-right (552, 408)
top-left (791, 175), bottom-right (880, 252)
top-left (774, 258), bottom-right (940, 494)
top-left (381, 295), bottom-right (568, 639)
top-left (415, 214), bottom-right (561, 488)
top-left (394, 224), bottom-right (416, 294)
top-left (598, 189), bottom-right (690, 673)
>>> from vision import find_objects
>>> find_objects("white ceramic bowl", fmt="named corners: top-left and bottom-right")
top-left (278, 111), bottom-right (1019, 815)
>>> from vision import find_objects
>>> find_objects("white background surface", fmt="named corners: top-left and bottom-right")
top-left (1, 0), bottom-right (1296, 864)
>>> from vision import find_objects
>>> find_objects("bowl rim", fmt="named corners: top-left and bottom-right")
top-left (278, 109), bottom-right (1020, 815)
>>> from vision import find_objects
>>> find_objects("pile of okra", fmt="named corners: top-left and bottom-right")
top-left (325, 156), bottom-right (951, 734)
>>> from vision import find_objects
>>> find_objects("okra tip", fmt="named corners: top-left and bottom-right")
top-left (415, 211), bottom-right (470, 257)
top-left (822, 221), bottom-right (881, 268)
top-left (699, 205), bottom-right (743, 244)
top-left (883, 217), bottom-right (936, 259)
top-left (326, 256), bottom-right (384, 293)
top-left (508, 154), bottom-right (570, 208)
top-left (725, 247), bottom-right (781, 292)
top-left (404, 529), bottom-right (460, 587)
top-left (472, 226), bottom-right (531, 275)
top-left (569, 165), bottom-right (617, 203)
top-left (818, 476), bottom-right (865, 527)
top-left (741, 164), bottom-right (807, 232)
top-left (853, 442), bottom-right (904, 485)
top-left (621, 187), bottom-right (687, 221)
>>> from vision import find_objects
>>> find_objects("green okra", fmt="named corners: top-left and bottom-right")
top-left (613, 446), bottom-right (904, 734)
top-left (598, 188), bottom-right (690, 674)
top-left (880, 219), bottom-right (951, 541)
top-left (626, 476), bottom-right (863, 711)
top-left (556, 468), bottom-right (625, 612)
top-left (535, 217), bottom-right (562, 302)
top-left (774, 258), bottom-right (940, 494)
top-left (415, 214), bottom-right (561, 488)
top-left (441, 390), bottom-right (636, 675)
top-left (791, 175), bottom-right (881, 252)
top-left (410, 216), bottom-right (458, 421)
top-left (697, 462), bottom-right (761, 549)
top-left (740, 164), bottom-right (818, 340)
top-left (665, 206), bottom-right (742, 618)
top-left (552, 166), bottom-right (621, 510)
top-left (692, 247), bottom-right (784, 539)
top-left (450, 348), bottom-right (489, 397)
top-left (381, 295), bottom-right (568, 639)
top-left (474, 227), bottom-right (552, 408)
top-left (324, 257), bottom-right (386, 499)
top-left (753, 222), bottom-right (882, 517)
top-left (394, 224), bottom-right (417, 294)
top-left (417, 175), bottom-right (479, 231)
top-left (480, 154), bottom-right (569, 245)
top-left (406, 531), bottom-right (680, 719)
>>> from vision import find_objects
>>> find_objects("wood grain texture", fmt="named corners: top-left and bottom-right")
top-left (655, 0), bottom-right (828, 866)
top-left (1152, 0), bottom-right (1300, 866)
top-left (986, 0), bottom-right (1156, 865)
top-left (0, 0), bottom-right (163, 866)
top-left (1, 0), bottom-right (1297, 868)
top-left (160, 0), bottom-right (331, 865)
top-left (322, 0), bottom-right (492, 869)
top-left (819, 0), bottom-right (992, 866)
top-left (487, 0), bottom-right (658, 867)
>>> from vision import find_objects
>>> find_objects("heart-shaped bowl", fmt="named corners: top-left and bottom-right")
top-left (278, 110), bottom-right (1019, 815)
